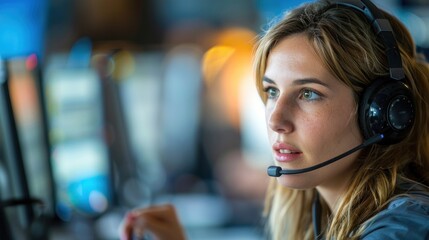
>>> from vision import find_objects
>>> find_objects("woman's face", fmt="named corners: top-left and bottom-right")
top-left (263, 34), bottom-right (362, 189)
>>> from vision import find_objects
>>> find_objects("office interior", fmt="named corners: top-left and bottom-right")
top-left (0, 0), bottom-right (427, 239)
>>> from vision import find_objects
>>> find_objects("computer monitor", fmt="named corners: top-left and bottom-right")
top-left (44, 57), bottom-right (112, 221)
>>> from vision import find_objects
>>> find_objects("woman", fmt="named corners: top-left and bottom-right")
top-left (120, 0), bottom-right (429, 239)
top-left (257, 0), bottom-right (429, 239)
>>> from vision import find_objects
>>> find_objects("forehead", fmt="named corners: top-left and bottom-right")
top-left (264, 34), bottom-right (337, 85)
top-left (267, 35), bottom-right (322, 72)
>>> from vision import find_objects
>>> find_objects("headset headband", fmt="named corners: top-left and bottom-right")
top-left (332, 0), bottom-right (405, 81)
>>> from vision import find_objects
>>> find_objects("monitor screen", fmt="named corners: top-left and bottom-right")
top-left (44, 61), bottom-right (112, 221)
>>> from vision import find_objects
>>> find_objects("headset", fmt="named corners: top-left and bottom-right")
top-left (336, 0), bottom-right (415, 145)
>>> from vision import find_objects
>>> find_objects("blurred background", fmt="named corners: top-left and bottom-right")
top-left (0, 0), bottom-right (427, 239)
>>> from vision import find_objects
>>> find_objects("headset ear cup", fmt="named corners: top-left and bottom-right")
top-left (359, 79), bottom-right (415, 145)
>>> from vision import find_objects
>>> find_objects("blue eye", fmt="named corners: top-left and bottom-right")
top-left (300, 89), bottom-right (321, 101)
top-left (264, 87), bottom-right (279, 99)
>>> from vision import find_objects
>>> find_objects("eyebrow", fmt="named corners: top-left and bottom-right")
top-left (263, 76), bottom-right (329, 87)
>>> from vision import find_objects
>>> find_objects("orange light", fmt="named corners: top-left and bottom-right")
top-left (202, 45), bottom-right (236, 86)
top-left (206, 27), bottom-right (256, 128)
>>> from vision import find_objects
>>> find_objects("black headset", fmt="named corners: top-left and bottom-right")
top-left (332, 0), bottom-right (415, 145)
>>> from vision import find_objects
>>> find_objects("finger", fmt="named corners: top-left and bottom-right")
top-left (120, 212), bottom-right (137, 240)
top-left (139, 213), bottom-right (182, 239)
top-left (135, 204), bottom-right (177, 222)
top-left (129, 204), bottom-right (183, 239)
top-left (131, 204), bottom-right (173, 216)
top-left (132, 215), bottom-right (147, 239)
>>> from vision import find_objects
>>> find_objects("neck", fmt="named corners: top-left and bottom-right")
top-left (316, 172), bottom-right (353, 213)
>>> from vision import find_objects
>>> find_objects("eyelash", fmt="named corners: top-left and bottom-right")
top-left (300, 88), bottom-right (322, 101)
top-left (262, 86), bottom-right (322, 101)
top-left (263, 86), bottom-right (279, 99)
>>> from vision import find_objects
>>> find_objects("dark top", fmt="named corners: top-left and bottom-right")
top-left (361, 182), bottom-right (429, 240)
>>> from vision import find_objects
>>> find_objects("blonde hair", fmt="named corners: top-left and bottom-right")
top-left (254, 1), bottom-right (429, 239)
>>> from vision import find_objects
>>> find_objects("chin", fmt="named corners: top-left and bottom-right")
top-left (277, 175), bottom-right (318, 190)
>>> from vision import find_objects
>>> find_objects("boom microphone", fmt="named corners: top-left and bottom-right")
top-left (267, 134), bottom-right (384, 177)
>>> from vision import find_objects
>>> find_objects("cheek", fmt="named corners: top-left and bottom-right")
top-left (319, 107), bottom-right (361, 148)
top-left (330, 104), bottom-right (361, 137)
top-left (299, 112), bottom-right (325, 137)
top-left (300, 107), bottom-right (358, 147)
top-left (265, 105), bottom-right (275, 134)
top-left (264, 106), bottom-right (270, 123)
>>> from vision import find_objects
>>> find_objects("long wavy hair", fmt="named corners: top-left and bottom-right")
top-left (254, 1), bottom-right (429, 239)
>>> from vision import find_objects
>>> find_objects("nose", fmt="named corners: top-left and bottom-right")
top-left (267, 98), bottom-right (294, 133)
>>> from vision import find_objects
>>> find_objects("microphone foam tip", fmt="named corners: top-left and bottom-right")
top-left (267, 166), bottom-right (282, 177)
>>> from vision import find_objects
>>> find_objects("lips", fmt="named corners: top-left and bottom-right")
top-left (272, 142), bottom-right (302, 162)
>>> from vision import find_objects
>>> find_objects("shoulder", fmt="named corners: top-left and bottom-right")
top-left (361, 189), bottom-right (429, 240)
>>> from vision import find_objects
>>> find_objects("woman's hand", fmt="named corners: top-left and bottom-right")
top-left (119, 204), bottom-right (186, 240)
